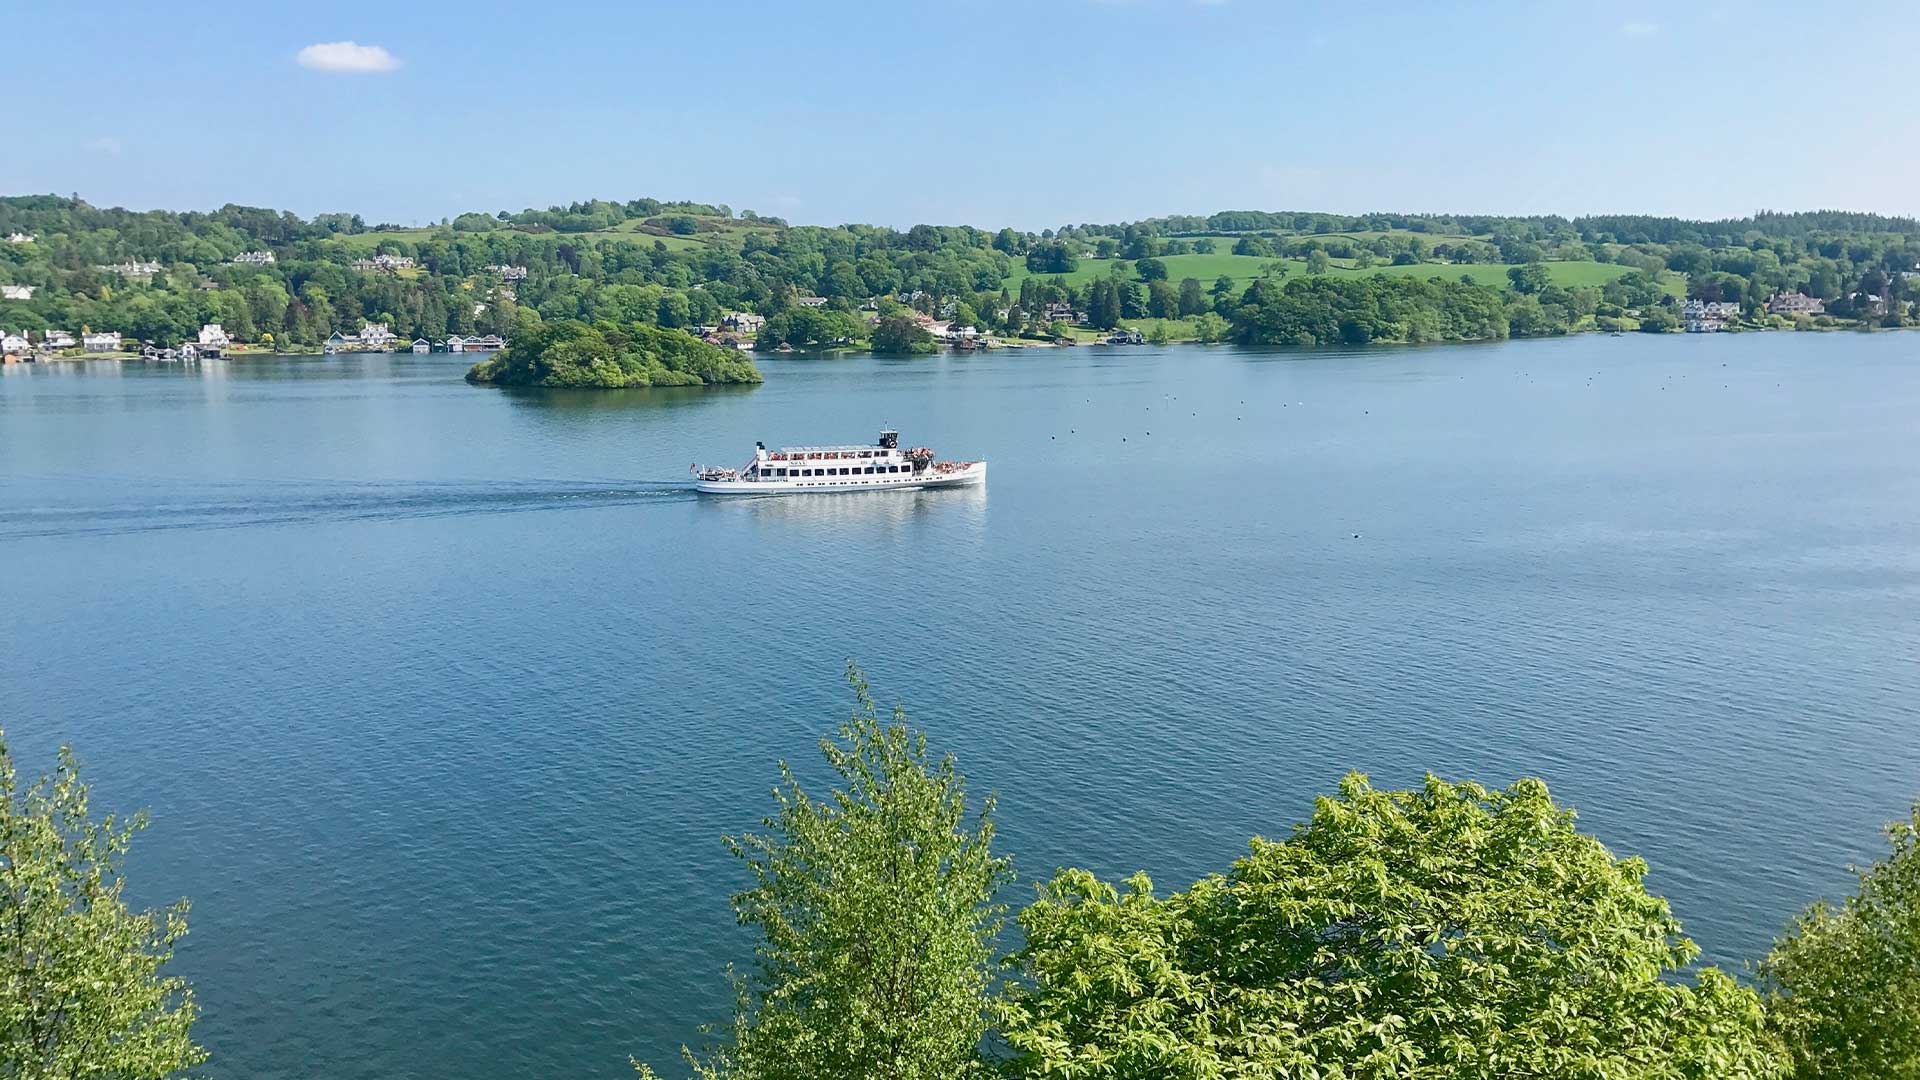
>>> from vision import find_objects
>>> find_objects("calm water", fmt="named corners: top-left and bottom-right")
top-left (5, 336), bottom-right (1919, 1080)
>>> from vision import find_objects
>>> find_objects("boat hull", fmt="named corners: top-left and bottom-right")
top-left (694, 462), bottom-right (986, 496)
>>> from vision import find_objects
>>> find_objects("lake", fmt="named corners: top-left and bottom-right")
top-left (4, 334), bottom-right (1918, 1080)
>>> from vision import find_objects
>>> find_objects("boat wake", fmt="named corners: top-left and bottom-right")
top-left (0, 479), bottom-right (697, 541)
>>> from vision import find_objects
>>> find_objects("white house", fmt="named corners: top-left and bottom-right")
top-left (96, 260), bottom-right (162, 276)
top-left (1768, 292), bottom-right (1825, 316)
top-left (483, 264), bottom-right (528, 281)
top-left (1, 331), bottom-right (29, 354)
top-left (795, 296), bottom-right (828, 308)
top-left (233, 251), bottom-right (276, 264)
top-left (0, 284), bottom-right (33, 300)
top-left (351, 254), bottom-right (415, 273)
top-left (43, 329), bottom-right (75, 349)
top-left (357, 322), bottom-right (398, 348)
top-left (5, 233), bottom-right (33, 244)
top-left (411, 338), bottom-right (430, 353)
top-left (445, 335), bottom-right (468, 352)
top-left (198, 323), bottom-right (231, 348)
top-left (82, 331), bottom-right (122, 352)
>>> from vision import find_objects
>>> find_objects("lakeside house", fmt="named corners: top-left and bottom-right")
top-left (482, 264), bottom-right (528, 281)
top-left (411, 338), bottom-right (430, 354)
top-left (1848, 292), bottom-right (1890, 317)
top-left (325, 331), bottom-right (348, 353)
top-left (43, 329), bottom-right (75, 349)
top-left (233, 251), bottom-right (276, 264)
top-left (198, 324), bottom-right (231, 348)
top-left (1, 331), bottom-right (30, 356)
top-left (5, 233), bottom-right (33, 244)
top-left (357, 322), bottom-right (399, 349)
top-left (1043, 302), bottom-right (1080, 325)
top-left (445, 334), bottom-right (505, 353)
top-left (350, 254), bottom-right (415, 273)
top-left (1, 284), bottom-right (34, 300)
top-left (1767, 292), bottom-right (1825, 316)
top-left (1681, 299), bottom-right (1740, 332)
top-left (723, 311), bottom-right (765, 333)
top-left (82, 331), bottom-right (122, 353)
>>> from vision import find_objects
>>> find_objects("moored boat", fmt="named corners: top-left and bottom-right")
top-left (692, 429), bottom-right (985, 495)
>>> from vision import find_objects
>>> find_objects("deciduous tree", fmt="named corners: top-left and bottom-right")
top-left (640, 667), bottom-right (1010, 1080)
top-left (1763, 803), bottom-right (1920, 1080)
top-left (0, 735), bottom-right (204, 1080)
top-left (1001, 774), bottom-right (1782, 1080)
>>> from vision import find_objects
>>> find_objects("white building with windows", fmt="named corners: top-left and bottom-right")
top-left (1, 331), bottom-right (30, 355)
top-left (234, 251), bottom-right (277, 264)
top-left (1767, 292), bottom-right (1825, 316)
top-left (0, 284), bottom-right (33, 300)
top-left (5, 233), bottom-right (33, 244)
top-left (350, 254), bottom-right (416, 273)
top-left (357, 322), bottom-right (398, 348)
top-left (82, 331), bottom-right (122, 352)
top-left (44, 329), bottom-right (75, 349)
top-left (198, 324), bottom-right (231, 348)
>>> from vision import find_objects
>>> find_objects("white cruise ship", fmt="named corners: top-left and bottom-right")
top-left (692, 429), bottom-right (986, 495)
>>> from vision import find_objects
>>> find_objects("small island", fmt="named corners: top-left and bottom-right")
top-left (465, 319), bottom-right (761, 389)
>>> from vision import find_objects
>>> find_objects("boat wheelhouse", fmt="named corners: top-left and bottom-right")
top-left (692, 429), bottom-right (985, 495)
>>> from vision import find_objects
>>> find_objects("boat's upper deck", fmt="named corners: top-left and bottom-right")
top-left (775, 444), bottom-right (886, 455)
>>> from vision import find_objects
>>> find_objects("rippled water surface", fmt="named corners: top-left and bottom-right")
top-left (5, 337), bottom-right (1919, 1080)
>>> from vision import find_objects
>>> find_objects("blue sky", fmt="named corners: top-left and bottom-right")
top-left (6, 0), bottom-right (1917, 229)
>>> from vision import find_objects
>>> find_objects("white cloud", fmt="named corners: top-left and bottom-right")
top-left (295, 41), bottom-right (401, 73)
top-left (86, 136), bottom-right (122, 156)
top-left (1621, 20), bottom-right (1659, 36)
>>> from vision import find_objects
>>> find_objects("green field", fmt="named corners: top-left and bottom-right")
top-left (1006, 252), bottom-right (1662, 293)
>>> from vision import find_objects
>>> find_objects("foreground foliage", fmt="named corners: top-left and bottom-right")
top-left (638, 666), bottom-right (1010, 1080)
top-left (465, 318), bottom-right (761, 388)
top-left (1763, 803), bottom-right (1920, 1080)
top-left (1000, 773), bottom-right (1782, 1080)
top-left (0, 735), bottom-right (203, 1080)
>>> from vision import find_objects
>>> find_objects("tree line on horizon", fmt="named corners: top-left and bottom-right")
top-left (5, 666), bottom-right (1918, 1080)
top-left (1, 196), bottom-right (1917, 357)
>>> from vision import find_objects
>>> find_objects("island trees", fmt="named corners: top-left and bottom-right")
top-left (466, 318), bottom-right (761, 388)
top-left (639, 667), bottom-right (1011, 1080)
top-left (0, 735), bottom-right (204, 1080)
top-left (1763, 803), bottom-right (1920, 1079)
top-left (871, 314), bottom-right (938, 355)
top-left (1000, 774), bottom-right (1783, 1080)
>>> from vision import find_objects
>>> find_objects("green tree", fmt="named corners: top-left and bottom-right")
top-left (1763, 803), bottom-right (1920, 1080)
top-left (1, 735), bottom-right (204, 1080)
top-left (1508, 262), bottom-right (1552, 294)
top-left (1134, 257), bottom-right (1167, 282)
top-left (1024, 241), bottom-right (1078, 275)
top-left (1176, 277), bottom-right (1207, 317)
top-left (1305, 248), bottom-right (1331, 275)
top-left (642, 667), bottom-right (1011, 1080)
top-left (1001, 773), bottom-right (1781, 1080)
top-left (871, 315), bottom-right (937, 355)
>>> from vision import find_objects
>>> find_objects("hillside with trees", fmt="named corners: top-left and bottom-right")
top-left (3, 195), bottom-right (1918, 361)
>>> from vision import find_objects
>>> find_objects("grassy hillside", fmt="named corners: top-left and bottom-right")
top-left (1005, 252), bottom-right (1667, 293)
